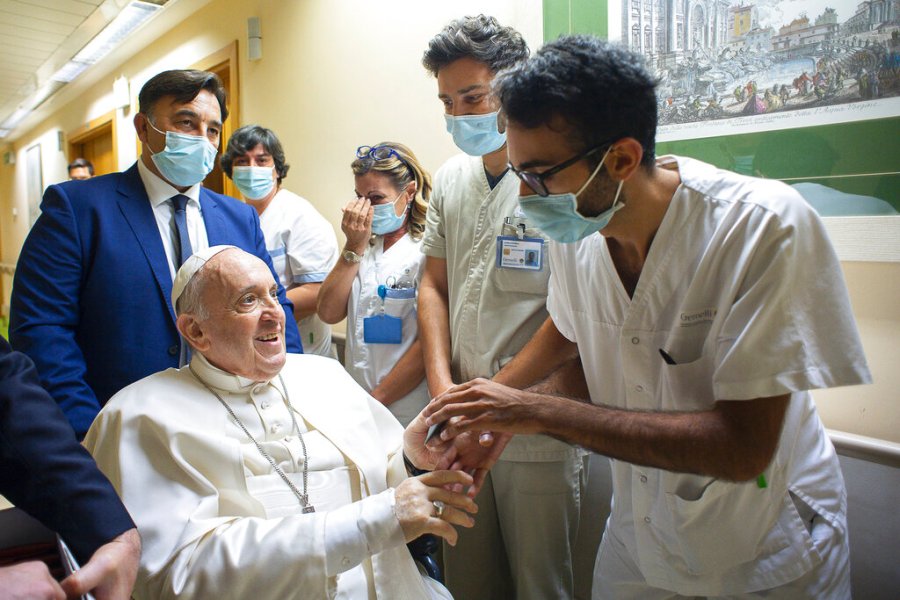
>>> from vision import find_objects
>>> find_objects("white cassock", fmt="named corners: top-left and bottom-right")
top-left (85, 353), bottom-right (450, 600)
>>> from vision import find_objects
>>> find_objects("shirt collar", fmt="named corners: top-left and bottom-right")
top-left (137, 157), bottom-right (202, 208)
top-left (189, 351), bottom-right (275, 393)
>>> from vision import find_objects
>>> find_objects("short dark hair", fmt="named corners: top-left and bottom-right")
top-left (494, 36), bottom-right (658, 167)
top-left (422, 14), bottom-right (528, 76)
top-left (67, 157), bottom-right (93, 175)
top-left (138, 69), bottom-right (228, 121)
top-left (220, 125), bottom-right (290, 184)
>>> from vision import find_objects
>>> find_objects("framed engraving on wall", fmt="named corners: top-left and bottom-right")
top-left (608, 0), bottom-right (900, 142)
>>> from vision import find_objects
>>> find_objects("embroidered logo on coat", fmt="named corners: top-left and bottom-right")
top-left (679, 308), bottom-right (717, 327)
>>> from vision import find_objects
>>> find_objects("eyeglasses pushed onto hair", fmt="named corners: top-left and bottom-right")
top-left (356, 145), bottom-right (403, 162)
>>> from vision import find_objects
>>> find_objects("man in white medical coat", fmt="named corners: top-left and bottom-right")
top-left (425, 36), bottom-right (870, 598)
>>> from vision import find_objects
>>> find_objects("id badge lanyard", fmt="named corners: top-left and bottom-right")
top-left (363, 282), bottom-right (403, 344)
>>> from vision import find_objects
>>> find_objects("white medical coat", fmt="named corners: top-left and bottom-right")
top-left (345, 234), bottom-right (429, 426)
top-left (548, 156), bottom-right (871, 595)
top-left (260, 188), bottom-right (339, 356)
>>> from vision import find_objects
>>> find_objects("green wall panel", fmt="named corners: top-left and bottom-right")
top-left (657, 118), bottom-right (900, 210)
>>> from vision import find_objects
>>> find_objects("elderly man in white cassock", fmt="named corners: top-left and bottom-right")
top-left (85, 245), bottom-right (478, 599)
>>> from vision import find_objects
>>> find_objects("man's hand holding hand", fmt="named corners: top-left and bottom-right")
top-left (424, 378), bottom-right (545, 439)
top-left (60, 528), bottom-right (141, 600)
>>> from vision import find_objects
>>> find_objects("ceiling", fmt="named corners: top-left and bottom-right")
top-left (0, 0), bottom-right (170, 139)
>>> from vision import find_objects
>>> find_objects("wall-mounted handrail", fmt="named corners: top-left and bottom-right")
top-left (828, 429), bottom-right (900, 468)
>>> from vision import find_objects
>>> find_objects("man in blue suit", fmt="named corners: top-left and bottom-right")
top-left (11, 69), bottom-right (302, 438)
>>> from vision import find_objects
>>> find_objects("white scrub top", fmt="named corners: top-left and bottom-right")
top-left (548, 156), bottom-right (871, 595)
top-left (345, 234), bottom-right (428, 427)
top-left (259, 188), bottom-right (339, 356)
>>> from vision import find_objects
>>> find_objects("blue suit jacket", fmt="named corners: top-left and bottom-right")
top-left (0, 337), bottom-right (135, 564)
top-left (11, 163), bottom-right (302, 436)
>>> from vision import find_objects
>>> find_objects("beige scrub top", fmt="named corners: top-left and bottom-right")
top-left (423, 153), bottom-right (576, 462)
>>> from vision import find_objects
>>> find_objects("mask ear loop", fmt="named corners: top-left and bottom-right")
top-left (574, 145), bottom-right (625, 221)
top-left (143, 117), bottom-right (167, 156)
top-left (575, 145), bottom-right (614, 198)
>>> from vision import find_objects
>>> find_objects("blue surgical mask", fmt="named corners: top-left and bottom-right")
top-left (517, 147), bottom-right (624, 243)
top-left (371, 192), bottom-right (408, 235)
top-left (232, 165), bottom-right (275, 201)
top-left (147, 121), bottom-right (218, 187)
top-left (444, 111), bottom-right (506, 156)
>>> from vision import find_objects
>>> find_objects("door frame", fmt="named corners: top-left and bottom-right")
top-left (68, 110), bottom-right (118, 174)
top-left (192, 41), bottom-right (240, 199)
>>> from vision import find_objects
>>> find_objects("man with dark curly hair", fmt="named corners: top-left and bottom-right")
top-left (425, 35), bottom-right (869, 599)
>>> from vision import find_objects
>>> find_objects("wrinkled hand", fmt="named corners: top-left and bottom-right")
top-left (60, 528), bottom-right (141, 600)
top-left (341, 197), bottom-right (373, 253)
top-left (402, 409), bottom-right (453, 471)
top-left (0, 562), bottom-right (65, 600)
top-left (403, 410), bottom-right (510, 497)
top-left (394, 471), bottom-right (477, 546)
top-left (424, 378), bottom-right (545, 440)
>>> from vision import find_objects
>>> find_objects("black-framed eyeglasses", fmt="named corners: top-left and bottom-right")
top-left (356, 145), bottom-right (402, 162)
top-left (508, 143), bottom-right (608, 197)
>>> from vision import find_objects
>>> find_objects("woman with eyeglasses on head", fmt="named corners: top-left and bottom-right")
top-left (318, 142), bottom-right (432, 426)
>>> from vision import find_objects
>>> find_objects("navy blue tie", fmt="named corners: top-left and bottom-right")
top-left (171, 194), bottom-right (193, 366)
top-left (171, 194), bottom-right (193, 270)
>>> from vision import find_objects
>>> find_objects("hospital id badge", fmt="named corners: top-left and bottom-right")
top-left (496, 235), bottom-right (544, 271)
top-left (363, 314), bottom-right (402, 344)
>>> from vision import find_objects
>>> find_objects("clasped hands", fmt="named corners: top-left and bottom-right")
top-left (398, 378), bottom-right (540, 542)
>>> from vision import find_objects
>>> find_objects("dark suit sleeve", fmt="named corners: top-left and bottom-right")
top-left (10, 184), bottom-right (102, 435)
top-left (0, 337), bottom-right (135, 565)
top-left (248, 207), bottom-right (303, 353)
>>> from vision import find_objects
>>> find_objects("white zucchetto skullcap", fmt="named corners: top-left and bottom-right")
top-left (171, 245), bottom-right (237, 315)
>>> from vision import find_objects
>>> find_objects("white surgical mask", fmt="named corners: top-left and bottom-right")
top-left (232, 165), bottom-right (276, 200)
top-left (147, 121), bottom-right (217, 187)
top-left (517, 146), bottom-right (624, 243)
top-left (444, 111), bottom-right (506, 156)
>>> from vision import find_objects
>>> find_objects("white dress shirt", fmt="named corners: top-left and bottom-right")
top-left (137, 158), bottom-right (210, 280)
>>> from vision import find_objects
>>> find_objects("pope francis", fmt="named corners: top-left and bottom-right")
top-left (85, 245), bottom-right (477, 599)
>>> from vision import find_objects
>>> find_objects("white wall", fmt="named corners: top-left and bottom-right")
top-left (813, 261), bottom-right (900, 443)
top-left (242, 0), bottom-right (542, 230)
